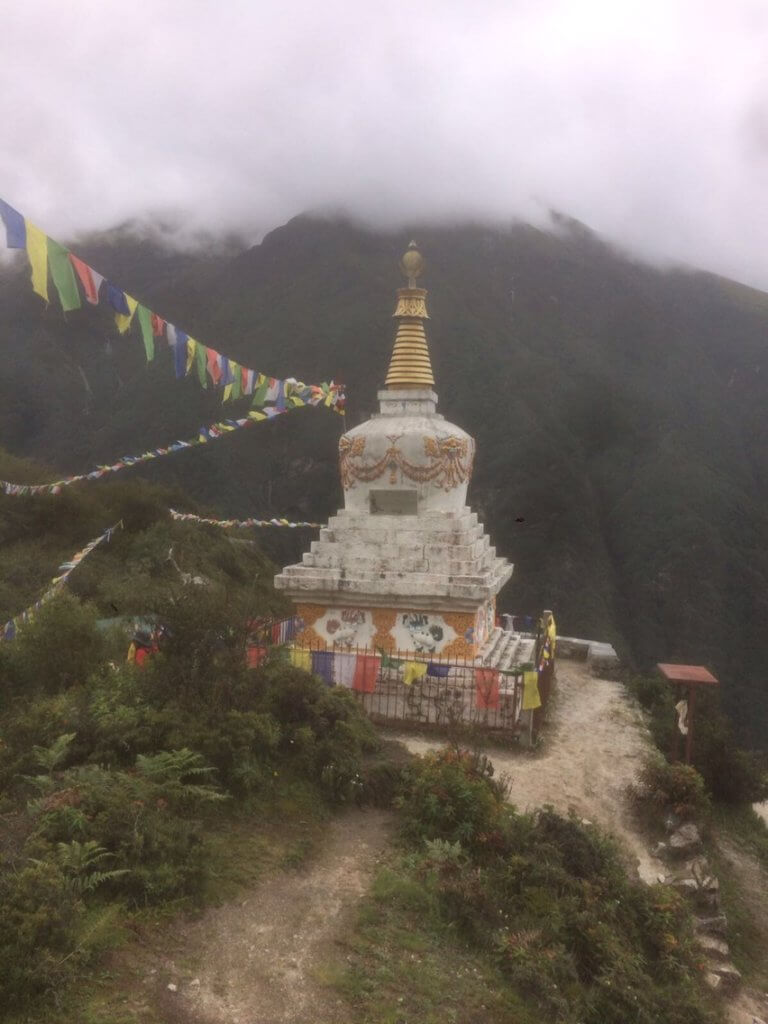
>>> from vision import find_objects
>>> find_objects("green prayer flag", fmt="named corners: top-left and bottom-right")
top-left (251, 373), bottom-right (268, 407)
top-left (136, 305), bottom-right (155, 362)
top-left (47, 239), bottom-right (81, 312)
top-left (377, 647), bottom-right (404, 670)
top-left (231, 362), bottom-right (242, 400)
top-left (195, 342), bottom-right (208, 387)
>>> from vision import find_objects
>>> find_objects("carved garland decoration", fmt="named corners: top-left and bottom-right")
top-left (339, 433), bottom-right (474, 491)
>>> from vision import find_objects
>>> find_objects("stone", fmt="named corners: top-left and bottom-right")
top-left (711, 963), bottom-right (742, 994)
top-left (689, 856), bottom-right (712, 884)
top-left (697, 934), bottom-right (730, 960)
top-left (167, 983), bottom-right (178, 992)
top-left (705, 972), bottom-right (723, 992)
top-left (668, 823), bottom-right (702, 857)
top-left (694, 913), bottom-right (728, 937)
top-left (664, 812), bottom-right (681, 833)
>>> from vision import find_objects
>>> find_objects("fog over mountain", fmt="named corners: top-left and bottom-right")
top-left (2, 0), bottom-right (768, 287)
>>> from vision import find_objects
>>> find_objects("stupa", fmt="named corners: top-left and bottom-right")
top-left (274, 243), bottom-right (514, 660)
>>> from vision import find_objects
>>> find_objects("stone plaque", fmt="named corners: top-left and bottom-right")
top-left (369, 489), bottom-right (418, 515)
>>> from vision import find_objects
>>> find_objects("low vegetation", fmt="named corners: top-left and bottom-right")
top-left (336, 747), bottom-right (721, 1024)
top-left (0, 475), bottom-right (382, 1017)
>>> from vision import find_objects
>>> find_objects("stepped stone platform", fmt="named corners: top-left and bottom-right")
top-left (275, 507), bottom-right (512, 611)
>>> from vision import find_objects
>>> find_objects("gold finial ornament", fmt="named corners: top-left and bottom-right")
top-left (385, 241), bottom-right (435, 389)
top-left (400, 240), bottom-right (424, 288)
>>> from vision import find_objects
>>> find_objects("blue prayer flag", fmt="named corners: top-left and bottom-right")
top-left (0, 199), bottom-right (26, 248)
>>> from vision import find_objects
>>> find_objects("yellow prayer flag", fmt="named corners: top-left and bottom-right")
top-left (290, 647), bottom-right (312, 671)
top-left (25, 221), bottom-right (48, 302)
top-left (186, 338), bottom-right (196, 374)
top-left (222, 383), bottom-right (233, 402)
top-left (522, 670), bottom-right (541, 711)
top-left (403, 661), bottom-right (428, 686)
top-left (115, 295), bottom-right (139, 334)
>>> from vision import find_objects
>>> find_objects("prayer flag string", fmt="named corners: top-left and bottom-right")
top-left (0, 196), bottom-right (346, 414)
top-left (168, 508), bottom-right (322, 529)
top-left (1, 522), bottom-right (123, 642)
top-left (0, 396), bottom-right (326, 496)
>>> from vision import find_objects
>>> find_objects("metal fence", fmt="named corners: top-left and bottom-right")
top-left (283, 638), bottom-right (523, 731)
top-left (244, 615), bottom-right (554, 732)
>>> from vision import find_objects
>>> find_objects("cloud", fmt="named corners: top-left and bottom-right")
top-left (2, 0), bottom-right (768, 286)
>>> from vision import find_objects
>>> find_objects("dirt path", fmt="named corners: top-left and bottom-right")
top-left (150, 808), bottom-right (392, 1024)
top-left (716, 835), bottom-right (768, 1024)
top-left (388, 660), bottom-right (665, 883)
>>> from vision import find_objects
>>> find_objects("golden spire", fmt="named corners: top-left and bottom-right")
top-left (384, 241), bottom-right (435, 389)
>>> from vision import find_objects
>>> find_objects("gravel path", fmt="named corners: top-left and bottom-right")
top-left (388, 659), bottom-right (665, 883)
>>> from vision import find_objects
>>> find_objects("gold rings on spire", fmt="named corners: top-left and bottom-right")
top-left (384, 243), bottom-right (435, 389)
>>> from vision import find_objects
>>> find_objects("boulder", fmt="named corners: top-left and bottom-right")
top-left (710, 963), bottom-right (742, 994)
top-left (696, 934), bottom-right (730, 960)
top-left (668, 823), bottom-right (702, 857)
top-left (694, 913), bottom-right (728, 937)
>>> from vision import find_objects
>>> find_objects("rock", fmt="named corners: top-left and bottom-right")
top-left (711, 963), bottom-right (742, 994)
top-left (190, 978), bottom-right (200, 987)
top-left (694, 913), bottom-right (728, 937)
top-left (167, 983), bottom-right (178, 992)
top-left (671, 876), bottom-right (698, 895)
top-left (705, 972), bottom-right (723, 991)
top-left (664, 813), bottom-right (681, 833)
top-left (668, 823), bottom-right (702, 857)
top-left (653, 841), bottom-right (668, 858)
top-left (697, 934), bottom-right (730, 960)
top-left (689, 856), bottom-right (712, 884)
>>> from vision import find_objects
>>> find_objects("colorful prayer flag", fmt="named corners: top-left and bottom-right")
top-left (403, 661), bottom-right (427, 686)
top-left (290, 647), bottom-right (312, 671)
top-left (137, 304), bottom-right (155, 361)
top-left (353, 654), bottom-right (380, 693)
top-left (115, 294), bottom-right (138, 333)
top-left (475, 668), bottom-right (500, 710)
top-left (25, 221), bottom-right (48, 302)
top-left (107, 283), bottom-right (130, 315)
top-left (0, 199), bottom-right (26, 248)
top-left (47, 239), bottom-right (81, 311)
top-left (522, 670), bottom-right (541, 711)
top-left (311, 649), bottom-right (335, 685)
top-left (68, 254), bottom-right (104, 304)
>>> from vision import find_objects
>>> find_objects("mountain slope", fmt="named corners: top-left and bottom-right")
top-left (1, 214), bottom-right (767, 744)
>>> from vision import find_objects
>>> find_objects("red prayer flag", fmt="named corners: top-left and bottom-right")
top-left (475, 668), bottom-right (500, 710)
top-left (68, 254), bottom-right (104, 304)
top-left (353, 654), bottom-right (380, 693)
top-left (207, 347), bottom-right (222, 385)
top-left (246, 645), bottom-right (267, 668)
top-left (151, 313), bottom-right (166, 337)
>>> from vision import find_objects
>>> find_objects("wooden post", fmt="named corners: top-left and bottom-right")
top-left (671, 684), bottom-right (682, 762)
top-left (685, 684), bottom-right (696, 765)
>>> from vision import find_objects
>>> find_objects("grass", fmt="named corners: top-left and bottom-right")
top-left (7, 776), bottom-right (331, 1024)
top-left (322, 856), bottom-right (548, 1024)
top-left (711, 802), bottom-right (768, 871)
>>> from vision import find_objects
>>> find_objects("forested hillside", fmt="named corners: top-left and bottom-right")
top-left (1, 214), bottom-right (768, 745)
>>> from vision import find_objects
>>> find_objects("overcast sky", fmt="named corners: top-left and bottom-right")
top-left (2, 0), bottom-right (768, 287)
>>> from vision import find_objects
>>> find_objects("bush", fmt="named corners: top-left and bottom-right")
top-left (396, 751), bottom-right (718, 1024)
top-left (25, 749), bottom-right (225, 904)
top-left (396, 747), bottom-right (507, 848)
top-left (631, 756), bottom-right (710, 821)
top-left (0, 859), bottom-right (82, 1011)
top-left (2, 593), bottom-right (104, 698)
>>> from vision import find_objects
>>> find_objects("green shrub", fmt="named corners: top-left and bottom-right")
top-left (631, 756), bottom-right (710, 821)
top-left (0, 859), bottom-right (82, 1011)
top-left (25, 750), bottom-right (225, 904)
top-left (396, 747), bottom-right (506, 848)
top-left (2, 593), bottom-right (104, 698)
